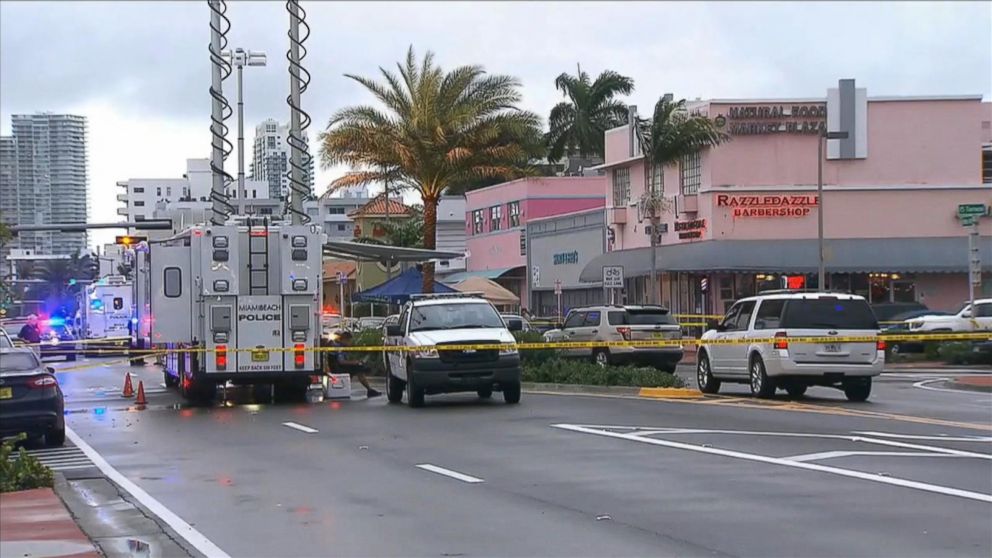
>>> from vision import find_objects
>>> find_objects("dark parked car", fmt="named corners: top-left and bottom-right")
top-left (880, 309), bottom-right (950, 354)
top-left (0, 348), bottom-right (66, 446)
top-left (39, 321), bottom-right (80, 362)
top-left (871, 302), bottom-right (929, 323)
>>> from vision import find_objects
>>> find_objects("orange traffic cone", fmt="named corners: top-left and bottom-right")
top-left (135, 381), bottom-right (147, 406)
top-left (121, 373), bottom-right (134, 398)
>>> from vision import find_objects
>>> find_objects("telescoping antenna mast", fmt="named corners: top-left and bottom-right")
top-left (207, 0), bottom-right (235, 224)
top-left (284, 0), bottom-right (313, 225)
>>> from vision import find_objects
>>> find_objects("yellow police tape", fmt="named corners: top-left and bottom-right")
top-left (39, 331), bottom-right (990, 356)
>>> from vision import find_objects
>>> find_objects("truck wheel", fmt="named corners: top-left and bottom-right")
top-left (407, 369), bottom-right (425, 408)
top-left (502, 381), bottom-right (521, 404)
top-left (592, 350), bottom-right (610, 367)
top-left (163, 370), bottom-right (179, 388)
top-left (785, 382), bottom-right (808, 398)
top-left (274, 379), bottom-right (309, 403)
top-left (386, 372), bottom-right (405, 404)
top-left (843, 377), bottom-right (872, 402)
top-left (749, 356), bottom-right (776, 399)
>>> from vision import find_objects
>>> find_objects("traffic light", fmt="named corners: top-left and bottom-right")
top-left (115, 235), bottom-right (147, 246)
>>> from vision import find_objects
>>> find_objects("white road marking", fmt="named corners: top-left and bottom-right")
top-left (282, 421), bottom-right (318, 433)
top-left (553, 424), bottom-right (992, 504)
top-left (853, 431), bottom-right (992, 442)
top-left (785, 451), bottom-right (964, 462)
top-left (912, 378), bottom-right (992, 395)
top-left (8, 446), bottom-right (95, 471)
top-left (615, 427), bottom-right (992, 459)
top-left (416, 464), bottom-right (484, 484)
top-left (66, 427), bottom-right (231, 558)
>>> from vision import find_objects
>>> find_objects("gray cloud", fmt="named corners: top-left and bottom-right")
top-left (4, 0), bottom-right (988, 137)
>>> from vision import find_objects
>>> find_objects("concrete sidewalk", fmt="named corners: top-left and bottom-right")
top-left (0, 487), bottom-right (100, 558)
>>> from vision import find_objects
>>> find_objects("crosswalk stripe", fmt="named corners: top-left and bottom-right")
top-left (5, 445), bottom-right (94, 470)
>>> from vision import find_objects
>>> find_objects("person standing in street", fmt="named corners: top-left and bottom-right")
top-left (328, 330), bottom-right (381, 398)
top-left (18, 314), bottom-right (42, 344)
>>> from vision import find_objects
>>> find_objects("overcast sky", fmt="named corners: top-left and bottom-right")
top-left (1, 0), bottom-right (990, 248)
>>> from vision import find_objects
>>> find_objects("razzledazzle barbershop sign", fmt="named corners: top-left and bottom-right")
top-left (717, 194), bottom-right (819, 218)
top-left (714, 104), bottom-right (827, 136)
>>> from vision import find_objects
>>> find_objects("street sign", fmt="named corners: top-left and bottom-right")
top-left (603, 266), bottom-right (624, 289)
top-left (554, 279), bottom-right (562, 295)
top-left (958, 204), bottom-right (988, 217)
top-left (961, 215), bottom-right (978, 227)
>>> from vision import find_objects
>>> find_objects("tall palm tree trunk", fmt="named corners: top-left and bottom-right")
top-left (421, 195), bottom-right (439, 293)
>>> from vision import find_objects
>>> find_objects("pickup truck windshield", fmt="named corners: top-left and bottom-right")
top-left (409, 303), bottom-right (504, 332)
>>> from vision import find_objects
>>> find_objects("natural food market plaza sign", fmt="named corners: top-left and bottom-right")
top-left (717, 194), bottom-right (819, 217)
top-left (714, 104), bottom-right (827, 136)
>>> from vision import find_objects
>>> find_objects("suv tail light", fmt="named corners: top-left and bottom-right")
top-left (616, 327), bottom-right (631, 341)
top-left (216, 344), bottom-right (228, 369)
top-left (27, 375), bottom-right (58, 389)
top-left (773, 332), bottom-right (788, 350)
top-left (294, 344), bottom-right (305, 368)
top-left (876, 338), bottom-right (886, 351)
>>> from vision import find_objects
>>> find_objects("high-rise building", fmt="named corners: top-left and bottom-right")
top-left (0, 113), bottom-right (89, 257)
top-left (250, 118), bottom-right (315, 200)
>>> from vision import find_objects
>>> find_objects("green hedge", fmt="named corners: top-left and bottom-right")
top-left (938, 341), bottom-right (992, 366)
top-left (523, 358), bottom-right (685, 388)
top-left (513, 330), bottom-right (558, 366)
top-left (0, 435), bottom-right (53, 493)
top-left (352, 328), bottom-right (386, 375)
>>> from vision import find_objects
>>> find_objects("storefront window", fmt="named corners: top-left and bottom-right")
top-left (736, 274), bottom-right (756, 298)
top-left (892, 280), bottom-right (916, 303)
top-left (869, 273), bottom-right (891, 303)
top-left (851, 274), bottom-right (870, 299)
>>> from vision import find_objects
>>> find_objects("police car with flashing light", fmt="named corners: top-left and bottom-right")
top-left (382, 293), bottom-right (523, 407)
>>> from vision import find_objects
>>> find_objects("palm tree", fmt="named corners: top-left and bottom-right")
top-left (32, 253), bottom-right (98, 308)
top-left (638, 94), bottom-right (729, 303)
top-left (545, 66), bottom-right (634, 163)
top-left (320, 46), bottom-right (542, 291)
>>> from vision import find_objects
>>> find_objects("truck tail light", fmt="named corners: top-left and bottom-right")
top-left (876, 338), bottom-right (886, 351)
top-left (773, 332), bottom-right (788, 350)
top-left (27, 375), bottom-right (58, 389)
top-left (616, 327), bottom-right (631, 341)
top-left (294, 344), bottom-right (305, 368)
top-left (216, 345), bottom-right (228, 369)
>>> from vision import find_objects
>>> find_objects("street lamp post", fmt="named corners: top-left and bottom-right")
top-left (222, 48), bottom-right (267, 214)
top-left (817, 130), bottom-right (849, 291)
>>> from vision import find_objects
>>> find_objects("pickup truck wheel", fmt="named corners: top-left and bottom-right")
top-left (749, 356), bottom-right (776, 399)
top-left (386, 372), bottom-right (405, 404)
top-left (502, 381), bottom-right (521, 404)
top-left (843, 377), bottom-right (872, 402)
top-left (407, 367), bottom-right (425, 408)
top-left (697, 353), bottom-right (721, 394)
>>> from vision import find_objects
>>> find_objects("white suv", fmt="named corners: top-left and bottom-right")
top-left (383, 294), bottom-right (523, 407)
top-left (698, 292), bottom-right (884, 401)
top-left (907, 299), bottom-right (992, 333)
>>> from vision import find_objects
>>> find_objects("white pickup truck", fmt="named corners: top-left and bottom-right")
top-left (907, 299), bottom-right (992, 333)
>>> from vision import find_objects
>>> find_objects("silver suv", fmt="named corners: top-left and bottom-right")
top-left (544, 305), bottom-right (683, 372)
top-left (698, 291), bottom-right (884, 401)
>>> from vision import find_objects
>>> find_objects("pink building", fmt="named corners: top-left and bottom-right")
top-left (455, 177), bottom-right (606, 304)
top-left (582, 80), bottom-right (992, 316)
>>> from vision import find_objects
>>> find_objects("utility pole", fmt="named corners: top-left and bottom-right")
top-left (384, 176), bottom-right (392, 281)
top-left (222, 48), bottom-right (267, 214)
top-left (817, 130), bottom-right (848, 290)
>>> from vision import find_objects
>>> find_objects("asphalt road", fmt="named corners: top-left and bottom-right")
top-left (50, 357), bottom-right (992, 558)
